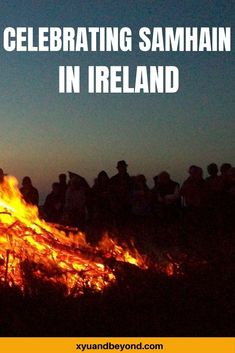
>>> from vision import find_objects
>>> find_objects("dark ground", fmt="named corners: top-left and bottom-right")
top-left (0, 220), bottom-right (234, 337)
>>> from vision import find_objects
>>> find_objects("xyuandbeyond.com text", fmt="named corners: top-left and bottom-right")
top-left (76, 342), bottom-right (164, 351)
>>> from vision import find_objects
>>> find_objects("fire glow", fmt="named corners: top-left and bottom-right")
top-left (0, 176), bottom-right (151, 296)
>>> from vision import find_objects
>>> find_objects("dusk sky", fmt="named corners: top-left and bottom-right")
top-left (0, 1), bottom-right (234, 200)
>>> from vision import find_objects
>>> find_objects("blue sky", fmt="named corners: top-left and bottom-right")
top-left (0, 1), bottom-right (234, 200)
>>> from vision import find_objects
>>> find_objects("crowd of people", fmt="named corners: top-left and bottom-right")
top-left (1, 161), bottom-right (234, 234)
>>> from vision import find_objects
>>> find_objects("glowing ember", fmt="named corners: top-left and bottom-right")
top-left (0, 176), bottom-right (148, 295)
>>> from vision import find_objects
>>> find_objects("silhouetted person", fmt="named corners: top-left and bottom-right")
top-left (20, 176), bottom-right (39, 206)
top-left (207, 163), bottom-right (218, 177)
top-left (181, 166), bottom-right (206, 208)
top-left (44, 182), bottom-right (63, 223)
top-left (205, 163), bottom-right (223, 206)
top-left (68, 171), bottom-right (90, 190)
top-left (131, 174), bottom-right (151, 219)
top-left (153, 175), bottom-right (158, 188)
top-left (67, 171), bottom-right (91, 223)
top-left (58, 173), bottom-right (67, 206)
top-left (109, 160), bottom-right (132, 226)
top-left (152, 171), bottom-right (180, 223)
top-left (92, 171), bottom-right (111, 225)
top-left (157, 172), bottom-right (180, 205)
top-left (220, 163), bottom-right (232, 175)
top-left (220, 163), bottom-right (232, 191)
top-left (63, 175), bottom-right (87, 228)
top-left (181, 166), bottom-right (207, 232)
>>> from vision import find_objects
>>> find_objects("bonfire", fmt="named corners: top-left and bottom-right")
top-left (0, 176), bottom-right (151, 296)
top-left (0, 176), bottom-right (205, 297)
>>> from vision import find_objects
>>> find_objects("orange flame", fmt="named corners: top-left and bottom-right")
top-left (0, 176), bottom-right (149, 295)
